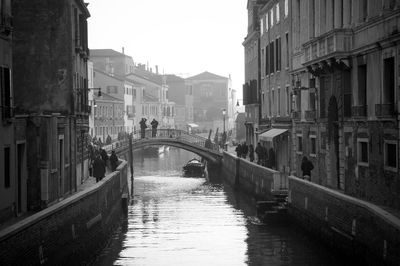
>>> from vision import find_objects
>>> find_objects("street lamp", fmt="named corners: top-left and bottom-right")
top-left (222, 108), bottom-right (227, 151)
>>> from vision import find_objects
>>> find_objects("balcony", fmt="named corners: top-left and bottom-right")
top-left (351, 105), bottom-right (367, 117)
top-left (375, 103), bottom-right (395, 117)
top-left (305, 110), bottom-right (316, 121)
top-left (292, 111), bottom-right (301, 121)
top-left (302, 29), bottom-right (353, 65)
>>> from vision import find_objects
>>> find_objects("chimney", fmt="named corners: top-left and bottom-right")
top-left (155, 65), bottom-right (159, 75)
top-left (122, 47), bottom-right (125, 54)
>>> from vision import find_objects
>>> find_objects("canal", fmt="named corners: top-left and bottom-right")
top-left (93, 147), bottom-right (349, 266)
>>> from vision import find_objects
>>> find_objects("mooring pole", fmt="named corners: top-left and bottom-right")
top-left (129, 133), bottom-right (134, 199)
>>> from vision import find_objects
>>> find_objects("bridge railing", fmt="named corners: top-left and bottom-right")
top-left (130, 129), bottom-right (220, 152)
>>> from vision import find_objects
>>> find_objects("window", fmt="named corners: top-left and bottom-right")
top-left (358, 64), bottom-right (367, 107)
top-left (270, 41), bottom-right (275, 73)
top-left (272, 89), bottom-right (275, 115)
top-left (310, 136), bottom-right (317, 156)
top-left (286, 86), bottom-right (290, 115)
top-left (357, 139), bottom-right (369, 166)
top-left (276, 37), bottom-right (281, 71)
top-left (297, 134), bottom-right (303, 153)
top-left (277, 88), bottom-right (281, 116)
top-left (1, 67), bottom-right (12, 120)
top-left (270, 9), bottom-right (274, 27)
top-left (284, 0), bottom-right (289, 17)
top-left (276, 3), bottom-right (280, 22)
top-left (309, 91), bottom-right (316, 111)
top-left (285, 33), bottom-right (289, 68)
top-left (384, 141), bottom-right (397, 170)
top-left (383, 57), bottom-right (395, 104)
top-left (265, 44), bottom-right (270, 75)
top-left (261, 48), bottom-right (265, 77)
top-left (4, 146), bottom-right (10, 188)
top-left (260, 18), bottom-right (264, 35)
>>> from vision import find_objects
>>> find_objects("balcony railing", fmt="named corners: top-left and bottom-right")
top-left (302, 29), bottom-right (353, 64)
top-left (352, 105), bottom-right (367, 117)
top-left (305, 110), bottom-right (316, 121)
top-left (375, 103), bottom-right (395, 117)
top-left (292, 111), bottom-right (301, 121)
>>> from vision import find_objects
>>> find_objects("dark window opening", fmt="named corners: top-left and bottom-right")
top-left (359, 141), bottom-right (368, 164)
top-left (386, 143), bottom-right (397, 168)
top-left (4, 147), bottom-right (10, 188)
top-left (358, 64), bottom-right (367, 106)
top-left (310, 137), bottom-right (316, 154)
top-left (383, 57), bottom-right (395, 104)
top-left (297, 136), bottom-right (303, 152)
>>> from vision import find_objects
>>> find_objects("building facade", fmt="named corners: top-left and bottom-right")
top-left (0, 0), bottom-right (28, 224)
top-left (243, 0), bottom-right (262, 146)
top-left (258, 0), bottom-right (292, 174)
top-left (93, 93), bottom-right (124, 142)
top-left (186, 71), bottom-right (231, 134)
top-left (12, 0), bottom-right (90, 210)
top-left (292, 0), bottom-right (400, 209)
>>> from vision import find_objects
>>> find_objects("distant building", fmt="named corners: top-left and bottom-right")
top-left (186, 71), bottom-right (232, 134)
top-left (126, 72), bottom-right (175, 129)
top-left (12, 0), bottom-right (90, 210)
top-left (93, 93), bottom-right (124, 142)
top-left (90, 48), bottom-right (135, 77)
top-left (235, 112), bottom-right (246, 143)
top-left (88, 60), bottom-right (95, 137)
top-left (0, 0), bottom-right (28, 224)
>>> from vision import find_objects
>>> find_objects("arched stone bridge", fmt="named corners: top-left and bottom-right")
top-left (104, 129), bottom-right (223, 164)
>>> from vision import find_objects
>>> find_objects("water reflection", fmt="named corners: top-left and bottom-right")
top-left (94, 148), bottom-right (349, 266)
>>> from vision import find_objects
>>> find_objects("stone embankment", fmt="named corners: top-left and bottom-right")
top-left (0, 160), bottom-right (128, 265)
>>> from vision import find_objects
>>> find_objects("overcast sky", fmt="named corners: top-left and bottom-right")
top-left (87, 0), bottom-right (247, 98)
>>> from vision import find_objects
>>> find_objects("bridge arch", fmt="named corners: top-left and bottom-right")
top-left (131, 138), bottom-right (222, 164)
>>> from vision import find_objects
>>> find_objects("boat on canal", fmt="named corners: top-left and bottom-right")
top-left (182, 158), bottom-right (205, 177)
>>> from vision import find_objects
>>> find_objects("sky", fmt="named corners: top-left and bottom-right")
top-left (86, 0), bottom-right (247, 98)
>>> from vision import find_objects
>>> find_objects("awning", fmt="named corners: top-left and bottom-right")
top-left (187, 123), bottom-right (199, 128)
top-left (259, 128), bottom-right (288, 142)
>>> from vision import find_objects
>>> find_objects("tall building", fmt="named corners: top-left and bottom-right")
top-left (0, 0), bottom-right (28, 224)
top-left (12, 0), bottom-right (90, 209)
top-left (186, 71), bottom-right (232, 134)
top-left (91, 49), bottom-right (135, 134)
top-left (292, 0), bottom-right (400, 209)
top-left (243, 0), bottom-right (262, 146)
top-left (258, 0), bottom-right (292, 174)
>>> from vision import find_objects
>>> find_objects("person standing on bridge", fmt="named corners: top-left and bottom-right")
top-left (151, 118), bottom-right (159, 138)
top-left (301, 156), bottom-right (314, 181)
top-left (140, 118), bottom-right (147, 139)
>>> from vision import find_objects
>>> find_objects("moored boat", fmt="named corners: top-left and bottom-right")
top-left (182, 158), bottom-right (205, 177)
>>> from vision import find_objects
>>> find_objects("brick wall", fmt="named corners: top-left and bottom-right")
top-left (222, 152), bottom-right (280, 200)
top-left (0, 160), bottom-right (128, 265)
top-left (288, 176), bottom-right (400, 266)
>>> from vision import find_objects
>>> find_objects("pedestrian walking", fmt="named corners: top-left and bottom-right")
top-left (100, 148), bottom-right (108, 169)
top-left (93, 154), bottom-right (106, 182)
top-left (241, 142), bottom-right (248, 159)
top-left (235, 143), bottom-right (242, 158)
top-left (255, 142), bottom-right (263, 165)
top-left (110, 150), bottom-right (119, 172)
top-left (140, 118), bottom-right (147, 139)
top-left (301, 156), bottom-right (314, 181)
top-left (249, 144), bottom-right (255, 162)
top-left (150, 118), bottom-right (159, 138)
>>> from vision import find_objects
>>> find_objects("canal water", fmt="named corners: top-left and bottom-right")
top-left (94, 147), bottom-right (348, 266)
